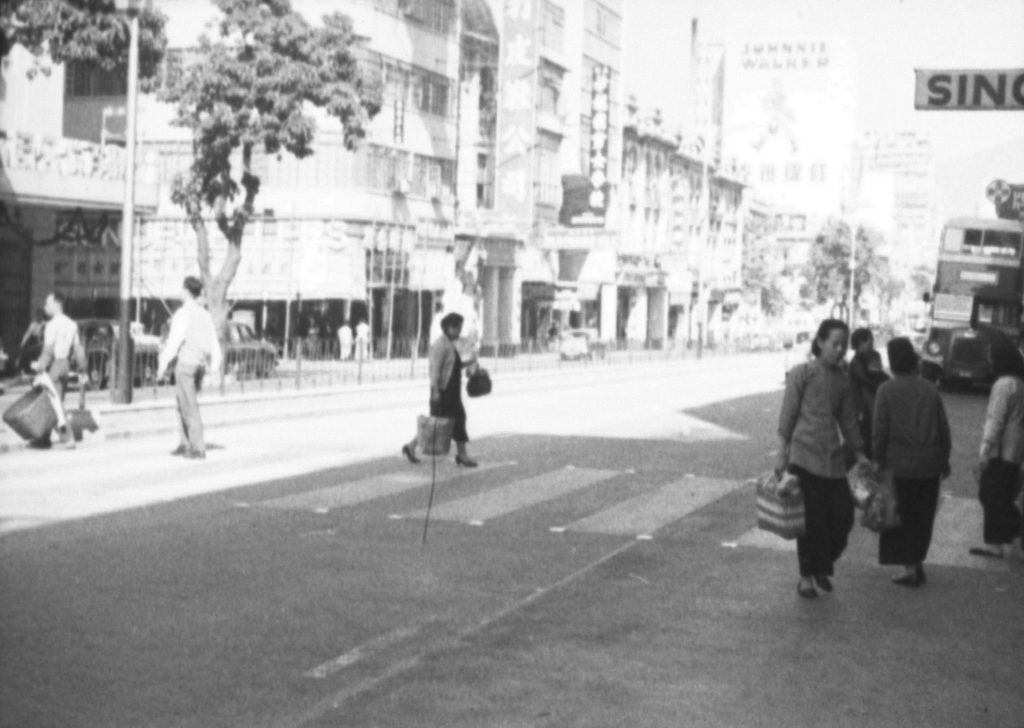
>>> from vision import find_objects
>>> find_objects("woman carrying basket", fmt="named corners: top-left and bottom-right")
top-left (402, 312), bottom-right (479, 467)
top-left (776, 318), bottom-right (871, 599)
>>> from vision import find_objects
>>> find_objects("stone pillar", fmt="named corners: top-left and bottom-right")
top-left (647, 288), bottom-right (669, 348)
top-left (599, 283), bottom-right (617, 342)
top-left (498, 267), bottom-right (515, 345)
top-left (482, 265), bottom-right (500, 348)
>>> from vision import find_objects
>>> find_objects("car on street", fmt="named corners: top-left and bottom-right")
top-left (558, 328), bottom-right (606, 361)
top-left (78, 319), bottom-right (161, 389)
top-left (224, 321), bottom-right (278, 380)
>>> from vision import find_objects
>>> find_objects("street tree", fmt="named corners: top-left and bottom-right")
top-left (802, 221), bottom-right (898, 317)
top-left (741, 215), bottom-right (786, 316)
top-left (161, 0), bottom-right (381, 334)
top-left (1, 0), bottom-right (167, 84)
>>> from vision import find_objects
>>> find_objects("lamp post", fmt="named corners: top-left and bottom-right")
top-left (112, 0), bottom-right (146, 403)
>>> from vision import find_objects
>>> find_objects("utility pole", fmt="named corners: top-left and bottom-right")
top-left (112, 0), bottom-right (143, 404)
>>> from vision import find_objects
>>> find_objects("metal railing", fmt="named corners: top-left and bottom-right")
top-left (69, 335), bottom-right (764, 406)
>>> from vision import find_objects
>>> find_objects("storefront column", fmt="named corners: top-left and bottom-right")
top-left (498, 267), bottom-right (515, 345)
top-left (482, 265), bottom-right (500, 347)
top-left (629, 288), bottom-right (649, 343)
top-left (647, 288), bottom-right (669, 348)
top-left (599, 284), bottom-right (617, 342)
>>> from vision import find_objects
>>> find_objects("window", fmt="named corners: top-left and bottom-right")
top-left (784, 163), bottom-right (801, 182)
top-left (534, 132), bottom-right (562, 207)
top-left (540, 1), bottom-right (565, 52)
top-left (809, 163), bottom-right (827, 182)
top-left (760, 164), bottom-right (775, 183)
top-left (64, 61), bottom-right (127, 97)
top-left (415, 71), bottom-right (450, 117)
top-left (946, 226), bottom-right (1022, 258)
top-left (390, 0), bottom-right (455, 35)
top-left (539, 80), bottom-right (560, 116)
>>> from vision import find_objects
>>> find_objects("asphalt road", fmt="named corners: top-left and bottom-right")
top-left (1, 360), bottom-right (1021, 728)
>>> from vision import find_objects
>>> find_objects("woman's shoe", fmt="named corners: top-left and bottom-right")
top-left (402, 445), bottom-right (421, 464)
top-left (813, 575), bottom-right (833, 593)
top-left (797, 579), bottom-right (818, 599)
top-left (455, 455), bottom-right (478, 468)
top-left (892, 572), bottom-right (920, 587)
top-left (969, 546), bottom-right (1004, 558)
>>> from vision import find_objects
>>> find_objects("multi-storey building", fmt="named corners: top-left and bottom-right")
top-left (619, 101), bottom-right (746, 349)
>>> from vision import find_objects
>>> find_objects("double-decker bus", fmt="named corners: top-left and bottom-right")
top-left (920, 217), bottom-right (1024, 388)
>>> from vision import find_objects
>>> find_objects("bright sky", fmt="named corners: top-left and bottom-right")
top-left (623, 0), bottom-right (1024, 215)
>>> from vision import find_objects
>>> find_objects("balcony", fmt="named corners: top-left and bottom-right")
top-left (0, 130), bottom-right (159, 211)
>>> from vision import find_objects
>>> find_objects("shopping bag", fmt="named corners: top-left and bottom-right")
top-left (755, 471), bottom-right (806, 540)
top-left (417, 414), bottom-right (454, 456)
top-left (2, 386), bottom-right (58, 441)
top-left (847, 461), bottom-right (877, 511)
top-left (66, 379), bottom-right (99, 442)
top-left (861, 472), bottom-right (901, 532)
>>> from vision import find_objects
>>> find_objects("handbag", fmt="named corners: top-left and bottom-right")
top-left (466, 368), bottom-right (492, 398)
top-left (755, 471), bottom-right (806, 540)
top-left (861, 471), bottom-right (901, 532)
top-left (417, 414), bottom-right (453, 456)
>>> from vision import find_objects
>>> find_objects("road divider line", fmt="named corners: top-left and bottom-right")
top-left (304, 624), bottom-right (426, 679)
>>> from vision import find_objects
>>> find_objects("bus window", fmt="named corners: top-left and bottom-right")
top-left (963, 228), bottom-right (983, 254)
top-left (943, 227), bottom-right (965, 253)
top-left (975, 301), bottom-right (1019, 327)
top-left (982, 229), bottom-right (1023, 258)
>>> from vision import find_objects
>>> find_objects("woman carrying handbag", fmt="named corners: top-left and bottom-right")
top-left (970, 335), bottom-right (1024, 560)
top-left (402, 312), bottom-right (479, 467)
top-left (776, 318), bottom-right (871, 599)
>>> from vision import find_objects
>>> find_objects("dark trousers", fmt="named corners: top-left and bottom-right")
top-left (792, 466), bottom-right (854, 577)
top-left (879, 477), bottom-right (940, 566)
top-left (979, 460), bottom-right (1022, 545)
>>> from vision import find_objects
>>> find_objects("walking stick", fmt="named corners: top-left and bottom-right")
top-left (422, 420), bottom-right (438, 545)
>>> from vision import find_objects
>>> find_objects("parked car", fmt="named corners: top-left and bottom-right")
top-left (78, 319), bottom-right (161, 389)
top-left (558, 328), bottom-right (606, 361)
top-left (224, 321), bottom-right (278, 380)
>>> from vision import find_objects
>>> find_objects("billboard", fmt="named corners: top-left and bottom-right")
top-left (915, 69), bottom-right (1024, 111)
top-left (720, 38), bottom-right (856, 216)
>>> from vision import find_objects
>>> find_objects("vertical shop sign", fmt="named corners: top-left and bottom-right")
top-left (495, 0), bottom-right (539, 222)
top-left (587, 64), bottom-right (612, 224)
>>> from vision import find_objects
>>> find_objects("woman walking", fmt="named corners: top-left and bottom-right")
top-left (776, 318), bottom-right (870, 599)
top-left (872, 338), bottom-right (952, 586)
top-left (969, 335), bottom-right (1024, 559)
top-left (402, 312), bottom-right (479, 467)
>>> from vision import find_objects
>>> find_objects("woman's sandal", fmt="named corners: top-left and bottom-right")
top-left (969, 547), bottom-right (1004, 559)
top-left (797, 580), bottom-right (818, 599)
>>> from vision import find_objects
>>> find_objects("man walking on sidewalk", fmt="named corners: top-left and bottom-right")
top-left (157, 276), bottom-right (222, 460)
top-left (31, 292), bottom-right (86, 449)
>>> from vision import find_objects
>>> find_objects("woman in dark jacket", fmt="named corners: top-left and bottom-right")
top-left (872, 337), bottom-right (952, 587)
top-left (776, 318), bottom-right (871, 599)
top-left (402, 312), bottom-right (479, 467)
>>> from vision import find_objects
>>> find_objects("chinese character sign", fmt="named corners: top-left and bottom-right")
top-left (495, 0), bottom-right (539, 222)
top-left (588, 64), bottom-right (613, 223)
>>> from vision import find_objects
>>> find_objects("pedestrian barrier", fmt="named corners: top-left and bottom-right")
top-left (66, 334), bottom-right (759, 407)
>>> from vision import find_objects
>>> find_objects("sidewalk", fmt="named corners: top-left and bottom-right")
top-left (0, 351), bottom-right (789, 455)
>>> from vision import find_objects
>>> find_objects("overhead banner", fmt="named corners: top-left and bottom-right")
top-left (914, 68), bottom-right (1024, 111)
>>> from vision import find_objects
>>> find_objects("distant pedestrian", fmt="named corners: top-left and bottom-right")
top-left (402, 312), bottom-right (479, 467)
top-left (776, 318), bottom-right (870, 599)
top-left (872, 337), bottom-right (952, 587)
top-left (30, 293), bottom-right (86, 449)
top-left (355, 319), bottom-right (370, 362)
top-left (157, 276), bottom-right (222, 460)
top-left (337, 321), bottom-right (353, 360)
top-left (848, 327), bottom-right (889, 458)
top-left (19, 308), bottom-right (46, 375)
top-left (969, 335), bottom-right (1024, 560)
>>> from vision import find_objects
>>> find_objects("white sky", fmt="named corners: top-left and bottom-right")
top-left (623, 0), bottom-right (1024, 214)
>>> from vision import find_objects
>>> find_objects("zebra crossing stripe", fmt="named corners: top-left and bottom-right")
top-left (403, 467), bottom-right (617, 524)
top-left (563, 477), bottom-right (743, 536)
top-left (256, 462), bottom-right (510, 512)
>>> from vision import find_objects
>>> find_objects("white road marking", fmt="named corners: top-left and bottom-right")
top-left (256, 462), bottom-right (511, 513)
top-left (304, 623), bottom-right (425, 679)
top-left (563, 477), bottom-right (743, 536)
top-left (402, 467), bottom-right (617, 524)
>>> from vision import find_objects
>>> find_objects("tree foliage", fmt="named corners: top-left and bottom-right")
top-left (1, 0), bottom-right (167, 88)
top-left (741, 214), bottom-right (786, 316)
top-left (802, 221), bottom-right (889, 309)
top-left (161, 0), bottom-right (382, 331)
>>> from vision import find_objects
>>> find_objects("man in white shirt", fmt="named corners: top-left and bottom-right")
top-left (355, 319), bottom-right (370, 361)
top-left (31, 292), bottom-right (86, 448)
top-left (157, 276), bottom-right (222, 459)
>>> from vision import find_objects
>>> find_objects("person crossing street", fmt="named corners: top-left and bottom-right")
top-left (157, 276), bottom-right (222, 460)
